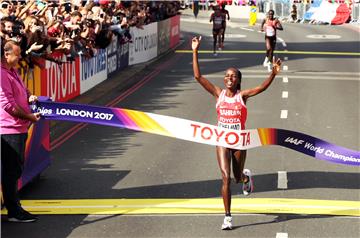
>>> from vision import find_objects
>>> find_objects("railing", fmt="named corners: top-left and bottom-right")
top-left (352, 3), bottom-right (360, 22)
top-left (263, 0), bottom-right (358, 23)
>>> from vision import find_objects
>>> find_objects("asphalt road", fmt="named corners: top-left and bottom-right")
top-left (2, 9), bottom-right (360, 238)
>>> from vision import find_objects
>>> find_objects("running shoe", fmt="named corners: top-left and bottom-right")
top-left (263, 57), bottom-right (269, 67)
top-left (8, 210), bottom-right (37, 223)
top-left (242, 169), bottom-right (254, 196)
top-left (213, 53), bottom-right (218, 57)
top-left (221, 216), bottom-right (232, 230)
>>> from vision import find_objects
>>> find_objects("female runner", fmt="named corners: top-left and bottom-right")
top-left (261, 9), bottom-right (283, 71)
top-left (192, 36), bottom-right (282, 230)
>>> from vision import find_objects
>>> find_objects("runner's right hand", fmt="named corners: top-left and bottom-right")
top-left (192, 36), bottom-right (202, 51)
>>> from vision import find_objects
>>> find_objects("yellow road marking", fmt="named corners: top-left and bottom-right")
top-left (175, 50), bottom-right (360, 56)
top-left (1, 198), bottom-right (359, 216)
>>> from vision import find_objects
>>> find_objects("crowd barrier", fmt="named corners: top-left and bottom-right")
top-left (352, 2), bottom-right (360, 22)
top-left (225, 4), bottom-right (267, 19)
top-left (16, 15), bottom-right (181, 190)
top-left (264, 0), bottom-right (357, 24)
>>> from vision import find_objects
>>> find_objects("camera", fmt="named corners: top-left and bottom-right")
top-left (56, 15), bottom-right (64, 21)
top-left (85, 19), bottom-right (94, 27)
top-left (1, 2), bottom-right (9, 9)
top-left (63, 2), bottom-right (72, 13)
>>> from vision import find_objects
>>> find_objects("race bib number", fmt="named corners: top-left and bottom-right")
top-left (218, 122), bottom-right (241, 131)
top-left (266, 26), bottom-right (275, 37)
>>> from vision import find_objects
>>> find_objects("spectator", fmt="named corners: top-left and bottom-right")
top-left (0, 0), bottom-right (181, 66)
top-left (257, 0), bottom-right (265, 13)
top-left (1, 39), bottom-right (41, 223)
top-left (1, 16), bottom-right (14, 39)
top-left (290, 4), bottom-right (297, 22)
top-left (193, 0), bottom-right (200, 18)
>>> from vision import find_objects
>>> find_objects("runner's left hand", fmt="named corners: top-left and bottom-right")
top-left (192, 36), bottom-right (202, 51)
top-left (272, 58), bottom-right (282, 74)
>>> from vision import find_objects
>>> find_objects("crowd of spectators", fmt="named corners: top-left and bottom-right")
top-left (0, 0), bottom-right (181, 68)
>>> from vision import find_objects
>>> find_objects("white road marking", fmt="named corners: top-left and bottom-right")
top-left (206, 34), bottom-right (247, 38)
top-left (278, 37), bottom-right (287, 47)
top-left (282, 91), bottom-right (288, 98)
top-left (276, 233), bottom-right (289, 238)
top-left (306, 34), bottom-right (341, 39)
top-left (283, 65), bottom-right (288, 71)
top-left (292, 71), bottom-right (360, 76)
top-left (277, 171), bottom-right (288, 189)
top-left (280, 110), bottom-right (288, 119)
top-left (283, 76), bottom-right (288, 83)
top-left (239, 27), bottom-right (254, 31)
top-left (284, 57), bottom-right (288, 61)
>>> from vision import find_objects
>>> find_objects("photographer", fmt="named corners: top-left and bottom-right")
top-left (22, 16), bottom-right (62, 67)
top-left (109, 13), bottom-right (132, 44)
top-left (63, 10), bottom-right (82, 37)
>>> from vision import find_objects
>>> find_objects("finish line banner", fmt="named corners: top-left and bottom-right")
top-left (34, 98), bottom-right (360, 166)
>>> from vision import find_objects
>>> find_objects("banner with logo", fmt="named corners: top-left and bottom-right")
top-left (158, 18), bottom-right (171, 55)
top-left (41, 52), bottom-right (81, 102)
top-left (80, 49), bottom-right (107, 94)
top-left (21, 120), bottom-right (50, 189)
top-left (118, 42), bottom-right (129, 71)
top-left (107, 36), bottom-right (119, 77)
top-left (129, 22), bottom-right (158, 65)
top-left (34, 98), bottom-right (359, 166)
top-left (170, 15), bottom-right (180, 48)
top-left (17, 62), bottom-right (42, 96)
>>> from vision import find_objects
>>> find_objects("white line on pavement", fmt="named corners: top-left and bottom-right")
top-left (207, 34), bottom-right (247, 38)
top-left (276, 233), bottom-right (289, 238)
top-left (280, 110), bottom-right (288, 119)
top-left (282, 91), bottom-right (288, 98)
top-left (278, 37), bottom-right (287, 47)
top-left (283, 76), bottom-right (288, 83)
top-left (277, 171), bottom-right (288, 189)
top-left (239, 27), bottom-right (254, 31)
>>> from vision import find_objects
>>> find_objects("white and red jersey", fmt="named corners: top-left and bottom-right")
top-left (216, 90), bottom-right (247, 130)
top-left (264, 19), bottom-right (277, 37)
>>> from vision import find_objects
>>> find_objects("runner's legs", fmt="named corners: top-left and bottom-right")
top-left (221, 26), bottom-right (226, 48)
top-left (216, 146), bottom-right (232, 214)
top-left (265, 36), bottom-right (277, 62)
top-left (231, 149), bottom-right (247, 183)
